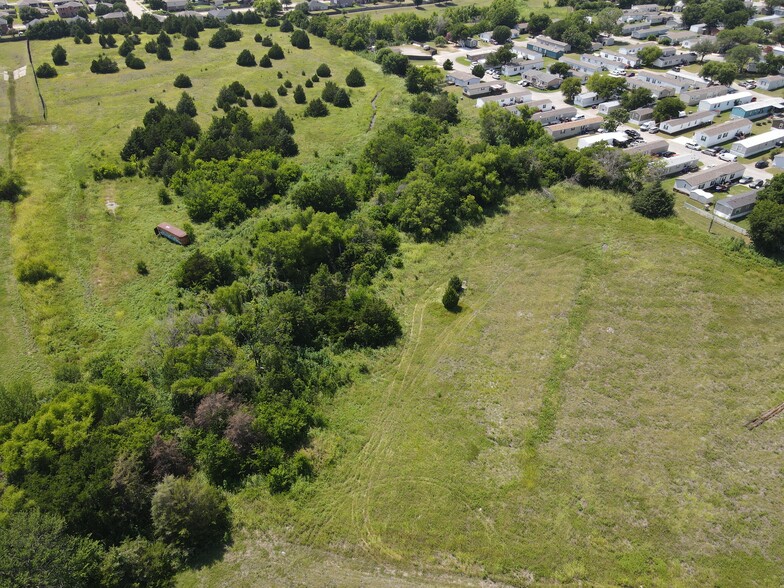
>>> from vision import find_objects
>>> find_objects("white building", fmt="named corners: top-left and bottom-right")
top-left (655, 153), bottom-right (699, 175)
top-left (598, 49), bottom-right (640, 68)
top-left (660, 111), bottom-right (715, 134)
top-left (445, 71), bottom-right (481, 87)
top-left (531, 106), bottom-right (577, 125)
top-left (697, 91), bottom-right (753, 112)
top-left (758, 75), bottom-right (784, 91)
top-left (545, 116), bottom-right (604, 140)
top-left (636, 71), bottom-right (691, 93)
top-left (476, 91), bottom-right (531, 108)
top-left (598, 100), bottom-right (622, 115)
top-left (681, 85), bottom-right (734, 106)
top-left (500, 58), bottom-right (545, 76)
top-left (692, 119), bottom-right (753, 148)
top-left (574, 92), bottom-right (603, 108)
top-left (577, 132), bottom-right (629, 149)
top-left (714, 191), bottom-right (758, 220)
top-left (730, 128), bottom-right (784, 157)
top-left (674, 163), bottom-right (745, 193)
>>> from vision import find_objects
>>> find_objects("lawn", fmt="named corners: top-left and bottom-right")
top-left (1, 25), bottom-right (406, 378)
top-left (349, 0), bottom-right (571, 22)
top-left (179, 186), bottom-right (784, 587)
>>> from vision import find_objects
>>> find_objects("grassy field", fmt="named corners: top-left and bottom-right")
top-left (178, 187), bottom-right (784, 587)
top-left (0, 25), bottom-right (407, 376)
top-left (344, 0), bottom-right (571, 22)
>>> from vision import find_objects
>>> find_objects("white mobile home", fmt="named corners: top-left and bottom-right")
top-left (476, 91), bottom-right (531, 108)
top-left (531, 106), bottom-right (577, 125)
top-left (656, 153), bottom-right (699, 176)
top-left (660, 111), bottom-right (715, 134)
top-left (692, 119), bottom-right (753, 148)
top-left (758, 75), bottom-right (784, 91)
top-left (714, 191), bottom-right (758, 220)
top-left (730, 98), bottom-right (784, 120)
top-left (624, 139), bottom-right (669, 155)
top-left (674, 163), bottom-right (745, 193)
top-left (598, 49), bottom-right (640, 68)
top-left (544, 116), bottom-right (604, 140)
top-left (636, 71), bottom-right (691, 93)
top-left (501, 58), bottom-right (545, 76)
top-left (681, 86), bottom-right (734, 106)
top-left (574, 91), bottom-right (602, 108)
top-left (445, 71), bottom-right (481, 87)
top-left (729, 128), bottom-right (784, 158)
top-left (598, 100), bottom-right (622, 115)
top-left (697, 91), bottom-right (753, 113)
top-left (577, 132), bottom-right (630, 149)
top-left (626, 77), bottom-right (676, 99)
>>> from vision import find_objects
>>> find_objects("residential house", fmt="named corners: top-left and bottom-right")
top-left (631, 25), bottom-right (671, 39)
top-left (56, 1), bottom-right (83, 18)
top-left (559, 56), bottom-right (604, 77)
top-left (524, 98), bottom-right (555, 111)
top-left (501, 57), bottom-right (544, 76)
top-left (652, 51), bottom-right (697, 68)
top-left (581, 53), bottom-right (621, 71)
top-left (659, 111), bottom-right (716, 134)
top-left (621, 21), bottom-right (653, 36)
top-left (714, 191), bottom-right (758, 220)
top-left (307, 0), bottom-right (330, 11)
top-left (526, 35), bottom-right (570, 59)
top-left (681, 85), bottom-right (733, 106)
top-left (730, 128), bottom-right (784, 157)
top-left (598, 100), bottom-right (622, 114)
top-left (207, 7), bottom-right (232, 19)
top-left (674, 162), bottom-right (745, 193)
top-left (661, 30), bottom-right (699, 45)
top-left (445, 71), bottom-right (481, 87)
top-left (531, 106), bottom-right (577, 126)
top-left (163, 0), bottom-right (186, 10)
top-left (626, 77), bottom-right (676, 99)
top-left (689, 23), bottom-right (708, 34)
top-left (465, 48), bottom-right (495, 64)
top-left (629, 107), bottom-right (655, 123)
top-left (459, 38), bottom-right (478, 49)
top-left (632, 4), bottom-right (661, 12)
top-left (624, 138), bottom-right (669, 155)
top-left (681, 34), bottom-right (716, 50)
top-left (730, 98), bottom-right (784, 120)
top-left (545, 116), bottom-right (604, 140)
top-left (479, 31), bottom-right (494, 43)
top-left (463, 83), bottom-right (503, 98)
top-left (476, 90), bottom-right (531, 108)
top-left (574, 91), bottom-right (603, 107)
top-left (758, 75), bottom-right (784, 91)
top-left (698, 91), bottom-right (753, 112)
top-left (617, 42), bottom-right (658, 55)
top-left (692, 119), bottom-right (753, 147)
top-left (577, 132), bottom-right (630, 149)
top-left (520, 70), bottom-right (562, 89)
top-left (656, 153), bottom-right (699, 175)
top-left (598, 49), bottom-right (641, 68)
top-left (100, 10), bottom-right (127, 19)
top-left (773, 152), bottom-right (784, 167)
top-left (636, 71), bottom-right (690, 92)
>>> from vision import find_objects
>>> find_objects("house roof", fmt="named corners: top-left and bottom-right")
top-left (679, 162), bottom-right (745, 185)
top-left (732, 128), bottom-right (784, 149)
top-left (700, 91), bottom-right (752, 105)
top-left (760, 74), bottom-right (784, 84)
top-left (624, 139), bottom-right (669, 154)
top-left (446, 70), bottom-right (478, 81)
top-left (531, 106), bottom-right (576, 120)
top-left (58, 1), bottom-right (84, 8)
top-left (697, 118), bottom-right (752, 137)
top-left (733, 98), bottom-right (784, 112)
top-left (100, 10), bottom-right (126, 18)
top-left (682, 86), bottom-right (732, 101)
top-left (479, 91), bottom-right (531, 103)
top-left (545, 116), bottom-right (603, 132)
top-left (156, 223), bottom-right (188, 239)
top-left (716, 191), bottom-right (758, 209)
top-left (661, 111), bottom-right (715, 127)
top-left (630, 107), bottom-right (654, 116)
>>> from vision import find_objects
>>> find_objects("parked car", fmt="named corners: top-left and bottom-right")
top-left (703, 148), bottom-right (718, 157)
top-left (751, 179), bottom-right (765, 189)
top-left (755, 160), bottom-right (769, 168)
top-left (714, 147), bottom-right (728, 154)
top-left (639, 122), bottom-right (651, 131)
top-left (776, 139), bottom-right (784, 147)
top-left (662, 151), bottom-right (676, 158)
top-left (712, 184), bottom-right (729, 192)
top-left (648, 126), bottom-right (660, 133)
top-left (739, 176), bottom-right (753, 184)
top-left (719, 152), bottom-right (738, 162)
top-left (572, 114), bottom-right (585, 121)
top-left (672, 66), bottom-right (681, 72)
top-left (625, 129), bottom-right (640, 138)
top-left (685, 141), bottom-right (701, 150)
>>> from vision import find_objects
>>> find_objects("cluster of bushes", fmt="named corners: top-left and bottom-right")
top-left (208, 26), bottom-right (242, 49)
top-left (90, 54), bottom-right (119, 74)
top-left (0, 167), bottom-right (24, 203)
top-left (321, 81), bottom-right (351, 108)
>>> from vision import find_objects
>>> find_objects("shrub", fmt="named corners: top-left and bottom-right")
top-left (251, 92), bottom-right (262, 106)
top-left (144, 40), bottom-right (158, 54)
top-left (277, 85), bottom-right (287, 96)
top-left (151, 475), bottom-right (231, 556)
top-left (90, 54), bottom-right (119, 74)
top-left (304, 78), bottom-right (313, 88)
top-left (176, 92), bottom-right (197, 117)
top-left (290, 29), bottom-right (310, 49)
top-left (265, 17), bottom-right (279, 26)
top-left (304, 98), bottom-right (328, 117)
top-left (631, 182), bottom-right (674, 219)
top-left (0, 167), bottom-right (25, 202)
top-left (268, 43), bottom-right (284, 59)
top-left (293, 84), bottom-right (306, 104)
top-left (100, 538), bottom-right (179, 588)
top-left (119, 38), bottom-right (134, 57)
top-left (236, 49), bottom-right (256, 66)
top-left (254, 32), bottom-right (263, 42)
top-left (183, 37), bottom-right (200, 51)
top-left (51, 44), bottom-right (67, 66)
top-left (280, 19), bottom-right (293, 32)
top-left (136, 260), bottom-right (149, 275)
top-left (158, 187), bottom-right (172, 204)
top-left (442, 286), bottom-right (459, 311)
top-left (35, 63), bottom-right (57, 78)
top-left (259, 54), bottom-right (272, 67)
top-left (443, 59), bottom-right (453, 71)
top-left (125, 54), bottom-right (145, 70)
top-left (311, 74), bottom-right (319, 82)
top-left (173, 73), bottom-right (192, 88)
top-left (157, 30), bottom-right (172, 47)
top-left (321, 80), bottom-right (337, 102)
top-left (316, 63), bottom-right (330, 77)
top-left (156, 44), bottom-right (172, 61)
top-left (208, 32), bottom-right (226, 49)
top-left (345, 67), bottom-right (365, 87)
top-left (332, 88), bottom-right (350, 108)
top-left (258, 91), bottom-right (277, 107)
top-left (261, 35), bottom-right (273, 47)
top-left (16, 259), bottom-right (60, 284)
top-left (284, 79), bottom-right (292, 88)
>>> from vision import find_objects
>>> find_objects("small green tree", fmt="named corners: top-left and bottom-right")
top-left (176, 92), bottom-right (197, 117)
top-left (236, 49), bottom-right (256, 66)
top-left (156, 44), bottom-right (172, 61)
top-left (268, 43), bottom-right (284, 59)
top-left (51, 44), bottom-right (67, 66)
top-left (183, 37), bottom-right (200, 51)
top-left (560, 77), bottom-right (582, 103)
top-left (35, 63), bottom-right (57, 78)
top-left (145, 40), bottom-right (158, 54)
top-left (258, 91), bottom-right (277, 107)
top-left (345, 67), bottom-right (365, 87)
top-left (549, 61), bottom-right (571, 77)
top-left (321, 80), bottom-right (338, 102)
top-left (259, 54), bottom-right (272, 67)
top-left (316, 63), bottom-right (331, 77)
top-left (304, 98), bottom-right (328, 117)
top-left (125, 54), bottom-right (146, 70)
top-left (332, 87), bottom-right (351, 108)
top-left (637, 45), bottom-right (663, 66)
top-left (492, 25), bottom-right (512, 44)
top-left (277, 85), bottom-right (288, 96)
top-left (652, 96), bottom-right (685, 123)
top-left (173, 73), bottom-right (192, 88)
top-left (443, 59), bottom-right (453, 71)
top-left (631, 182), bottom-right (674, 219)
top-left (471, 64), bottom-right (485, 78)
top-left (290, 29), bottom-right (310, 49)
top-left (157, 30), bottom-right (172, 47)
top-left (442, 286), bottom-right (460, 311)
top-left (293, 84), bottom-right (306, 104)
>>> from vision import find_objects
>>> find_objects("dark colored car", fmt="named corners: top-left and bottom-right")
top-left (662, 151), bottom-right (676, 158)
top-left (755, 160), bottom-right (769, 169)
top-left (625, 129), bottom-right (640, 138)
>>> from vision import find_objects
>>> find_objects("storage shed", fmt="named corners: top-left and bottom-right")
top-left (155, 223), bottom-right (190, 246)
top-left (714, 191), bottom-right (758, 220)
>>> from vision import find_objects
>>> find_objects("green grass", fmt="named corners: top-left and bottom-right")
top-left (178, 187), bottom-right (784, 587)
top-left (1, 25), bottom-right (406, 373)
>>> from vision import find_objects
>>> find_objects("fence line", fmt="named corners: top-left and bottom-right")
top-left (25, 38), bottom-right (47, 120)
top-left (683, 202), bottom-right (748, 236)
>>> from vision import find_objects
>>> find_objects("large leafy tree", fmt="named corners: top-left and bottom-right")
top-left (653, 97), bottom-right (685, 123)
top-left (748, 174), bottom-right (784, 256)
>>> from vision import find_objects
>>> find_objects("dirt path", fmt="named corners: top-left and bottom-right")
top-left (368, 90), bottom-right (381, 132)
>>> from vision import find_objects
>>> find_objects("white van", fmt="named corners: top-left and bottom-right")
top-left (719, 152), bottom-right (738, 162)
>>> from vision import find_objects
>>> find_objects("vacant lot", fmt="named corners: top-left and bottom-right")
top-left (180, 188), bottom-right (784, 587)
top-left (0, 26), bottom-right (405, 376)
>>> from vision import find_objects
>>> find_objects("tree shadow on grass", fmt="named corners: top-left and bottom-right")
top-left (188, 536), bottom-right (233, 572)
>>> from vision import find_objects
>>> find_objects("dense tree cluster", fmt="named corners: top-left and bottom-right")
top-left (749, 174), bottom-right (784, 256)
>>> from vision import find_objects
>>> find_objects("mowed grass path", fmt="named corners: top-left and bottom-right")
top-left (1, 27), bottom-right (404, 370)
top-left (181, 189), bottom-right (784, 587)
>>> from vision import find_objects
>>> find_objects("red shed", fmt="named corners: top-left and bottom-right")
top-left (154, 223), bottom-right (190, 246)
